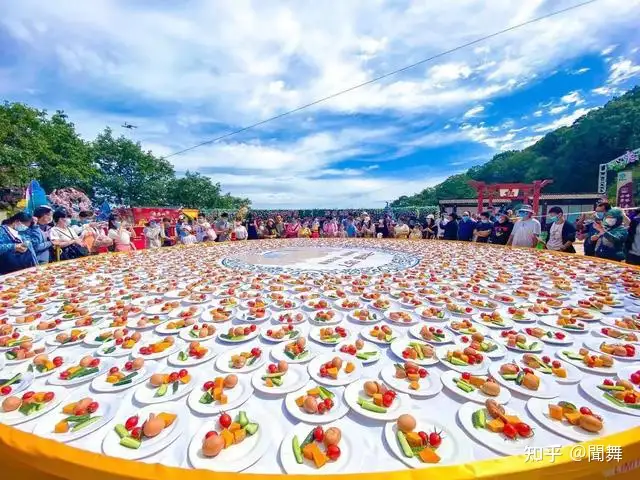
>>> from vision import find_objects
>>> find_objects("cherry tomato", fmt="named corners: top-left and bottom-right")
top-left (0, 386), bottom-right (12, 396)
top-left (109, 367), bottom-right (119, 375)
top-left (323, 398), bottom-right (334, 409)
top-left (515, 423), bottom-right (532, 438)
top-left (131, 427), bottom-right (142, 440)
top-left (428, 431), bottom-right (442, 448)
top-left (89, 358), bottom-right (100, 367)
top-left (168, 372), bottom-right (179, 383)
top-left (418, 368), bottom-right (428, 378)
top-left (52, 356), bottom-right (63, 367)
top-left (418, 431), bottom-right (428, 445)
top-left (124, 361), bottom-right (133, 371)
top-left (179, 369), bottom-right (188, 378)
top-left (125, 415), bottom-right (138, 431)
top-left (203, 381), bottom-right (214, 391)
top-left (219, 413), bottom-right (232, 429)
top-left (326, 444), bottom-right (341, 461)
top-left (87, 401), bottom-right (99, 413)
top-left (205, 431), bottom-right (218, 439)
top-left (630, 372), bottom-right (640, 385)
top-left (43, 391), bottom-right (55, 402)
top-left (317, 402), bottom-right (327, 414)
top-left (461, 372), bottom-right (471, 381)
top-left (502, 423), bottom-right (517, 440)
top-left (579, 407), bottom-right (592, 416)
top-left (624, 393), bottom-right (636, 404)
top-left (313, 426), bottom-right (324, 442)
top-left (382, 393), bottom-right (394, 408)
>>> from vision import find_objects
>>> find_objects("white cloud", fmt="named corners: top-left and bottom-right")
top-left (560, 90), bottom-right (585, 105)
top-left (533, 107), bottom-right (593, 133)
top-left (608, 58), bottom-right (640, 84)
top-left (533, 110), bottom-right (544, 118)
top-left (463, 105), bottom-right (485, 118)
top-left (549, 105), bottom-right (569, 115)
top-left (570, 67), bottom-right (590, 75)
top-left (601, 45), bottom-right (617, 56)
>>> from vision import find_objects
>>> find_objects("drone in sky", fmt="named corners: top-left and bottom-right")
top-left (122, 122), bottom-right (138, 129)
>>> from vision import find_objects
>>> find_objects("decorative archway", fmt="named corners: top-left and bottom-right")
top-left (467, 180), bottom-right (553, 214)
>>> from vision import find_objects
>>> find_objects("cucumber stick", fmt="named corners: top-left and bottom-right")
top-left (357, 397), bottom-right (387, 413)
top-left (72, 416), bottom-right (102, 432)
top-left (292, 435), bottom-right (303, 464)
top-left (397, 431), bottom-right (414, 458)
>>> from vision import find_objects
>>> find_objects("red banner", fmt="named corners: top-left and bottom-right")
top-left (130, 208), bottom-right (182, 226)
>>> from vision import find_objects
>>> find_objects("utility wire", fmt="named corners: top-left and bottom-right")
top-left (164, 0), bottom-right (599, 159)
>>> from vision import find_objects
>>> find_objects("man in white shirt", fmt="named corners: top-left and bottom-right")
top-left (507, 205), bottom-right (541, 248)
top-left (181, 225), bottom-right (198, 245)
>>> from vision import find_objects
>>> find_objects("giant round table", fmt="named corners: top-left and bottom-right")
top-left (0, 239), bottom-right (639, 480)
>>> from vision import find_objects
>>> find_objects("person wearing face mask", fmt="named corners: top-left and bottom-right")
top-left (473, 212), bottom-right (493, 243)
top-left (489, 212), bottom-right (513, 245)
top-left (593, 208), bottom-right (628, 262)
top-left (143, 218), bottom-right (165, 249)
top-left (24, 206), bottom-right (54, 264)
top-left (0, 212), bottom-right (37, 274)
top-left (456, 211), bottom-right (476, 242)
top-left (394, 217), bottom-right (410, 239)
top-left (49, 209), bottom-right (89, 260)
top-left (544, 206), bottom-right (576, 253)
top-left (443, 213), bottom-right (458, 241)
top-left (506, 205), bottom-right (541, 248)
top-left (584, 202), bottom-right (611, 256)
top-left (108, 214), bottom-right (136, 252)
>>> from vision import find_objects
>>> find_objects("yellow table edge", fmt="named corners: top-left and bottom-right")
top-left (2, 239), bottom-right (640, 479)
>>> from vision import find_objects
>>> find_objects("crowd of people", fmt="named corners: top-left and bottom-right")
top-left (1, 201), bottom-right (639, 275)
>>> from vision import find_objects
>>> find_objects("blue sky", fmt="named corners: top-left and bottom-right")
top-left (1, 0), bottom-right (640, 208)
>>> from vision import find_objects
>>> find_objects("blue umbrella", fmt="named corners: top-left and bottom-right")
top-left (24, 180), bottom-right (49, 215)
top-left (96, 201), bottom-right (111, 221)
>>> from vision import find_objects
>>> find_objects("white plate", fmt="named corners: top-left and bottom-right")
top-left (384, 416), bottom-right (473, 468)
top-left (187, 375), bottom-right (253, 415)
top-left (414, 306), bottom-right (449, 322)
top-left (0, 370), bottom-right (34, 396)
top-left (583, 338), bottom-right (640, 361)
top-left (260, 325), bottom-right (305, 343)
top-left (251, 364), bottom-right (310, 395)
top-left (271, 341), bottom-right (316, 364)
top-left (164, 289), bottom-right (190, 300)
top-left (83, 328), bottom-right (121, 347)
top-left (384, 310), bottom-right (419, 326)
top-left (408, 324), bottom-right (454, 344)
top-left (453, 338), bottom-right (506, 359)
top-left (272, 310), bottom-right (308, 325)
top-left (440, 370), bottom-right (511, 404)
top-left (360, 327), bottom-right (400, 345)
top-left (133, 375), bottom-right (195, 405)
top-left (539, 316), bottom-right (589, 334)
top-left (309, 310), bottom-right (344, 326)
top-left (580, 376), bottom-right (640, 417)
top-left (178, 324), bottom-right (218, 342)
top-left (168, 306), bottom-right (204, 321)
top-left (458, 401), bottom-right (538, 456)
top-left (96, 339), bottom-right (140, 358)
top-left (557, 350), bottom-right (616, 375)
top-left (380, 364), bottom-right (442, 397)
top-left (473, 314), bottom-right (515, 330)
top-left (48, 359), bottom-right (112, 386)
top-left (617, 364), bottom-right (640, 383)
top-left (284, 382), bottom-right (349, 424)
top-left (236, 308), bottom-right (272, 323)
top-left (508, 312), bottom-right (538, 324)
top-left (390, 340), bottom-right (439, 367)
top-left (347, 309), bottom-right (383, 324)
top-left (309, 326), bottom-right (350, 345)
top-left (517, 357), bottom-right (582, 384)
top-left (200, 307), bottom-right (236, 324)
top-left (187, 409), bottom-right (271, 472)
top-left (101, 403), bottom-right (183, 460)
top-left (344, 379), bottom-right (408, 421)
top-left (45, 327), bottom-right (95, 348)
top-left (279, 420), bottom-right (357, 474)
top-left (215, 345), bottom-right (266, 373)
top-left (493, 333), bottom-right (544, 353)
top-left (435, 346), bottom-right (490, 374)
top-left (135, 341), bottom-right (179, 360)
top-left (23, 354), bottom-right (70, 378)
top-left (217, 326), bottom-right (260, 344)
top-left (594, 328), bottom-right (640, 344)
top-left (526, 398), bottom-right (611, 442)
top-left (307, 353), bottom-right (363, 387)
top-left (446, 321), bottom-right (488, 337)
top-left (334, 341), bottom-right (380, 365)
top-left (33, 396), bottom-right (117, 443)
top-left (523, 327), bottom-right (575, 345)
top-left (334, 297), bottom-right (365, 312)
top-left (0, 386), bottom-right (66, 427)
top-left (0, 331), bottom-right (43, 350)
top-left (155, 319), bottom-right (195, 335)
top-left (126, 315), bottom-right (170, 330)
top-left (601, 316), bottom-right (640, 333)
top-left (488, 363), bottom-right (558, 399)
top-left (91, 362), bottom-right (157, 393)
top-left (167, 343), bottom-right (218, 367)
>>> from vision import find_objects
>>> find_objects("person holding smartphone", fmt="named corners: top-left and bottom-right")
top-left (584, 202), bottom-right (611, 256)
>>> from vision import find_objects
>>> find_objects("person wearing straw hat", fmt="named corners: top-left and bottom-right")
top-left (506, 204), bottom-right (541, 248)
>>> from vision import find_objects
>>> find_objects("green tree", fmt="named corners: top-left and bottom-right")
top-left (91, 128), bottom-right (174, 206)
top-left (168, 171), bottom-right (249, 209)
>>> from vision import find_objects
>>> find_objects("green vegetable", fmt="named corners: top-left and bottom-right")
top-left (156, 383), bottom-right (168, 397)
top-left (397, 431), bottom-right (414, 458)
top-left (120, 436), bottom-right (142, 449)
top-left (558, 401), bottom-right (577, 411)
top-left (113, 371), bottom-right (138, 387)
top-left (114, 424), bottom-right (129, 439)
top-left (472, 409), bottom-right (486, 429)
top-left (64, 414), bottom-right (90, 423)
top-left (272, 377), bottom-right (283, 387)
top-left (292, 435), bottom-right (303, 464)
top-left (199, 391), bottom-right (214, 404)
top-left (449, 357), bottom-right (468, 367)
top-left (455, 380), bottom-right (474, 393)
top-left (189, 330), bottom-right (199, 338)
top-left (318, 386), bottom-right (334, 399)
top-left (172, 381), bottom-right (179, 394)
top-left (501, 373), bottom-right (518, 381)
top-left (563, 351), bottom-right (584, 360)
top-left (72, 416), bottom-right (102, 432)
top-left (357, 397), bottom-right (387, 413)
top-left (597, 384), bottom-right (625, 392)
top-left (236, 411), bottom-right (249, 428)
top-left (515, 371), bottom-right (525, 386)
top-left (247, 356), bottom-right (258, 366)
top-left (262, 372), bottom-right (286, 379)
top-left (68, 367), bottom-right (99, 380)
top-left (356, 351), bottom-right (377, 361)
top-left (0, 373), bottom-right (22, 388)
top-left (244, 423), bottom-right (259, 436)
top-left (19, 402), bottom-right (45, 416)
top-left (102, 346), bottom-right (116, 354)
top-left (178, 351), bottom-right (188, 362)
top-left (300, 428), bottom-right (316, 448)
